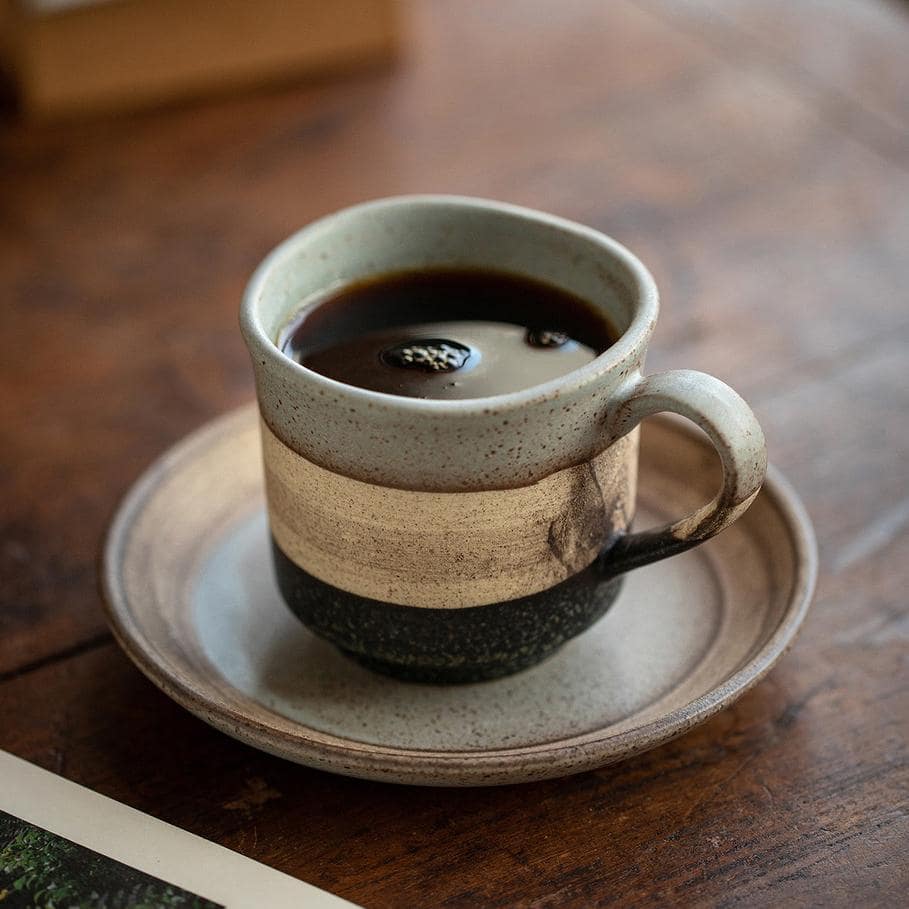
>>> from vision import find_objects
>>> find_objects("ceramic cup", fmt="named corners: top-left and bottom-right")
top-left (240, 196), bottom-right (767, 683)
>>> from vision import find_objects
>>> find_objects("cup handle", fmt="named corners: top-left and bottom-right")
top-left (599, 369), bottom-right (767, 577)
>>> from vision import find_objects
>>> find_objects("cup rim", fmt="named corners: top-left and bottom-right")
top-left (240, 194), bottom-right (659, 412)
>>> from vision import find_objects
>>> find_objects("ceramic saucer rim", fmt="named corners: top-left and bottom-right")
top-left (101, 405), bottom-right (818, 784)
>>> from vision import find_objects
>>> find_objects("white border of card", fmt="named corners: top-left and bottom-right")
top-left (0, 750), bottom-right (360, 907)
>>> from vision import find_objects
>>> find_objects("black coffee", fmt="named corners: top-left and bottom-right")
top-left (279, 268), bottom-right (618, 399)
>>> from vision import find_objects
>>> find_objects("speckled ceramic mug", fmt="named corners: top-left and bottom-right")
top-left (240, 196), bottom-right (767, 683)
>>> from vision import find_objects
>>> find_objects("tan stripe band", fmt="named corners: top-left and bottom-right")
top-left (261, 419), bottom-right (637, 609)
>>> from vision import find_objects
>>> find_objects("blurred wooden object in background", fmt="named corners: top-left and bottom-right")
top-left (0, 0), bottom-right (399, 118)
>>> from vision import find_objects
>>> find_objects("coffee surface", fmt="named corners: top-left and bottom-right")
top-left (280, 268), bottom-right (617, 399)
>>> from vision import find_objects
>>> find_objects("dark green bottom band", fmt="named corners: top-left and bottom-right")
top-left (271, 536), bottom-right (623, 684)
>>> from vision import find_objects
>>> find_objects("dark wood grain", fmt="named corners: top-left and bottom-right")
top-left (1, 0), bottom-right (907, 905)
top-left (646, 0), bottom-right (909, 162)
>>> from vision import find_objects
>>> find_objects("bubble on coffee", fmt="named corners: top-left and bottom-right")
top-left (525, 328), bottom-right (570, 349)
top-left (381, 339), bottom-right (472, 373)
top-left (280, 268), bottom-right (618, 400)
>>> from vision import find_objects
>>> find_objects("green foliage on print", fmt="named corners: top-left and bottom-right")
top-left (0, 811), bottom-right (221, 909)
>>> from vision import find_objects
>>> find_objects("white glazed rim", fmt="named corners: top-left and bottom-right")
top-left (240, 195), bottom-right (659, 412)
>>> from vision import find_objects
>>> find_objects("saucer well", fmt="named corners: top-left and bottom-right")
top-left (101, 405), bottom-right (816, 786)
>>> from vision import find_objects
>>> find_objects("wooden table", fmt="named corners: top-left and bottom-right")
top-left (2, 1), bottom-right (907, 905)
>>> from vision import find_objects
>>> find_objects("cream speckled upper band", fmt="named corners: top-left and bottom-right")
top-left (241, 196), bottom-right (656, 492)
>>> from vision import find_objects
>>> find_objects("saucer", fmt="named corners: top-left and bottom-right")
top-left (102, 405), bottom-right (816, 786)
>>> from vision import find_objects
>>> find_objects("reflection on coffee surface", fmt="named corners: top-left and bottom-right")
top-left (280, 268), bottom-right (618, 399)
